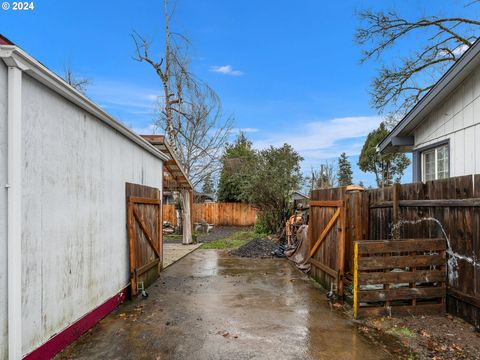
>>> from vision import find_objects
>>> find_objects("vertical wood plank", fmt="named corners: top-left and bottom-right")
top-left (127, 202), bottom-right (137, 296)
top-left (338, 191), bottom-right (346, 297)
top-left (392, 183), bottom-right (400, 240)
top-left (353, 241), bottom-right (359, 319)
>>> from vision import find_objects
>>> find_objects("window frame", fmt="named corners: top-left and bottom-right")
top-left (420, 141), bottom-right (450, 182)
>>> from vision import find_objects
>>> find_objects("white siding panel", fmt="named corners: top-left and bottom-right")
top-left (414, 64), bottom-right (480, 178)
top-left (473, 96), bottom-right (480, 126)
top-left (463, 74), bottom-right (475, 106)
top-left (473, 66), bottom-right (480, 99)
top-left (0, 60), bottom-right (8, 360)
top-left (464, 127), bottom-right (475, 175)
top-left (464, 102), bottom-right (474, 128)
top-left (453, 131), bottom-right (465, 176)
top-left (451, 87), bottom-right (462, 116)
top-left (414, 117), bottom-right (429, 144)
top-left (453, 112), bottom-right (464, 132)
top-left (20, 74), bottom-right (163, 355)
top-left (476, 125), bottom-right (480, 174)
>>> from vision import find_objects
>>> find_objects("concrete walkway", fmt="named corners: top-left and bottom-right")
top-left (163, 243), bottom-right (202, 268)
top-left (58, 250), bottom-right (395, 360)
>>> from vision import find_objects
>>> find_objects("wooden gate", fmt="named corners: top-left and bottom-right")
top-left (308, 198), bottom-right (346, 296)
top-left (126, 183), bottom-right (162, 297)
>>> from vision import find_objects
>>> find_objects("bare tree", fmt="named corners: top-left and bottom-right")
top-left (356, 4), bottom-right (480, 118)
top-left (132, 0), bottom-right (193, 152)
top-left (153, 83), bottom-right (233, 188)
top-left (63, 65), bottom-right (91, 95)
top-left (132, 0), bottom-right (232, 188)
top-left (309, 161), bottom-right (338, 192)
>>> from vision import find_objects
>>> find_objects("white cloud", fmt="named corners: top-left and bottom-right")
top-left (253, 116), bottom-right (382, 161)
top-left (88, 79), bottom-right (161, 111)
top-left (210, 65), bottom-right (244, 76)
top-left (131, 123), bottom-right (157, 135)
top-left (231, 127), bottom-right (259, 133)
top-left (438, 44), bottom-right (469, 58)
top-left (453, 44), bottom-right (469, 56)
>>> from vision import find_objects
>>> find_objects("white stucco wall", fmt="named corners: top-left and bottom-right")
top-left (414, 63), bottom-right (480, 176)
top-left (20, 73), bottom-right (163, 355)
top-left (0, 60), bottom-right (8, 360)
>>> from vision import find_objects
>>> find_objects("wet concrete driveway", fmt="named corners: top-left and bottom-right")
top-left (58, 250), bottom-right (394, 360)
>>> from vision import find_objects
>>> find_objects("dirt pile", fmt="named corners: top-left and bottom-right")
top-left (361, 314), bottom-right (480, 360)
top-left (229, 239), bottom-right (277, 258)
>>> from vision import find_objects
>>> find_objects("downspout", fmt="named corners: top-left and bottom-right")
top-left (6, 61), bottom-right (23, 359)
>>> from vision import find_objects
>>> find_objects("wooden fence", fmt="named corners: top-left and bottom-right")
top-left (163, 202), bottom-right (258, 226)
top-left (308, 175), bottom-right (480, 325)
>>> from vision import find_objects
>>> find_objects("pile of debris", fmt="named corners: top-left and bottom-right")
top-left (163, 221), bottom-right (175, 235)
top-left (229, 239), bottom-right (278, 258)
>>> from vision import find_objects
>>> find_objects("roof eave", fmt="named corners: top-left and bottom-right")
top-left (0, 45), bottom-right (169, 162)
top-left (379, 38), bottom-right (480, 153)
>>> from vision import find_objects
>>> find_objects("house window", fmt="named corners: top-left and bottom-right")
top-left (422, 144), bottom-right (449, 181)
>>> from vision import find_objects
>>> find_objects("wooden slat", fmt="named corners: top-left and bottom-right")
top-left (309, 258), bottom-right (338, 279)
top-left (309, 207), bottom-right (340, 258)
top-left (158, 197), bottom-right (163, 272)
top-left (310, 200), bottom-right (344, 207)
top-left (129, 196), bottom-right (161, 205)
top-left (356, 303), bottom-right (445, 318)
top-left (358, 254), bottom-right (445, 270)
top-left (353, 242), bottom-right (359, 319)
top-left (127, 203), bottom-right (137, 296)
top-left (357, 238), bottom-right (446, 254)
top-left (133, 207), bottom-right (160, 257)
top-left (136, 258), bottom-right (160, 276)
top-left (337, 197), bottom-right (346, 296)
top-left (392, 183), bottom-right (400, 239)
top-left (358, 270), bottom-right (445, 285)
top-left (358, 287), bottom-right (445, 302)
top-left (448, 287), bottom-right (480, 308)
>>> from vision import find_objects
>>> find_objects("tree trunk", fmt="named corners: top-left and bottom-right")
top-left (181, 190), bottom-right (193, 244)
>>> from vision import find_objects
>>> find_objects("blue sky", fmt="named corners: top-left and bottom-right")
top-left (1, 0), bottom-right (476, 187)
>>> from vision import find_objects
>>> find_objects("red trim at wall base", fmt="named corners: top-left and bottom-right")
top-left (24, 287), bottom-right (128, 360)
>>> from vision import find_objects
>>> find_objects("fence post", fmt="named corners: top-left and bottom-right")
top-left (392, 183), bottom-right (400, 240)
top-left (338, 190), bottom-right (346, 297)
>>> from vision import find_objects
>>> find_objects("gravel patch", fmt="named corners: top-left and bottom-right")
top-left (229, 239), bottom-right (277, 258)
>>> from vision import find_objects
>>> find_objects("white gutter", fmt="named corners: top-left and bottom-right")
top-left (5, 60), bottom-right (24, 360)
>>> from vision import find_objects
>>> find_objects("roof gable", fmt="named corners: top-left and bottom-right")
top-left (379, 38), bottom-right (480, 152)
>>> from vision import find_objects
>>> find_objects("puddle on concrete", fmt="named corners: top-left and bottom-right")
top-left (57, 250), bottom-right (398, 360)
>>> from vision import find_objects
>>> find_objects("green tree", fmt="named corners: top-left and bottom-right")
top-left (202, 173), bottom-right (215, 194)
top-left (337, 152), bottom-right (353, 186)
top-left (217, 132), bottom-right (255, 202)
top-left (358, 122), bottom-right (410, 188)
top-left (242, 144), bottom-right (303, 233)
